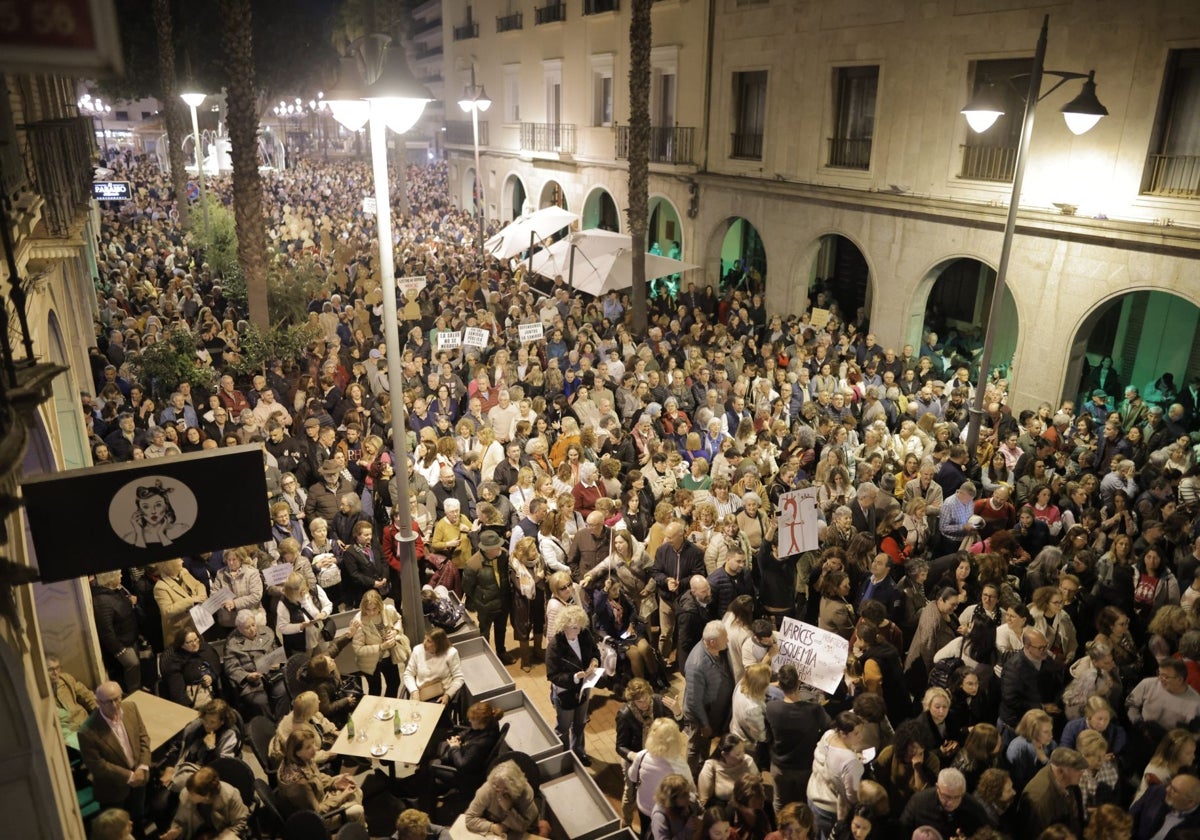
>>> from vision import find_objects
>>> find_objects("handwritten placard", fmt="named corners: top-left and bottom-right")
top-left (777, 487), bottom-right (820, 556)
top-left (263, 563), bottom-right (294, 587)
top-left (399, 277), bottom-right (427, 298)
top-left (810, 307), bottom-right (831, 330)
top-left (773, 617), bottom-right (849, 695)
top-left (518, 322), bottom-right (545, 343)
top-left (437, 331), bottom-right (462, 350)
top-left (362, 197), bottom-right (377, 215)
top-left (463, 327), bottom-right (490, 349)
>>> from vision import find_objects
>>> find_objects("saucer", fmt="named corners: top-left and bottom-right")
top-left (369, 745), bottom-right (389, 757)
top-left (375, 708), bottom-right (395, 721)
top-left (399, 722), bottom-right (419, 735)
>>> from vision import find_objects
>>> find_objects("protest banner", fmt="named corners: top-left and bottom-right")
top-left (398, 277), bottom-right (427, 298)
top-left (518, 322), bottom-right (545, 343)
top-left (773, 617), bottom-right (849, 695)
top-left (810, 307), bottom-right (831, 330)
top-left (463, 327), bottom-right (490, 349)
top-left (777, 487), bottom-right (819, 556)
top-left (436, 330), bottom-right (462, 350)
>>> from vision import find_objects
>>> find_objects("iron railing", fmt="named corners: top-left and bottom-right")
top-left (452, 21), bottom-right (479, 40)
top-left (615, 125), bottom-right (696, 165)
top-left (731, 132), bottom-right (763, 160)
top-left (497, 11), bottom-right (523, 31)
top-left (959, 143), bottom-right (1017, 182)
top-left (1142, 154), bottom-right (1200, 198)
top-left (520, 122), bottom-right (576, 154)
top-left (412, 45), bottom-right (441, 61)
top-left (827, 137), bottom-right (872, 170)
top-left (535, 2), bottom-right (567, 24)
top-left (584, 0), bottom-right (619, 13)
top-left (445, 120), bottom-right (489, 146)
top-left (24, 117), bottom-right (95, 237)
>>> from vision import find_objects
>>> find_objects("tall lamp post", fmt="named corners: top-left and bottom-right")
top-left (458, 67), bottom-right (491, 261)
top-left (327, 37), bottom-right (431, 643)
top-left (960, 14), bottom-right (1107, 455)
top-left (78, 94), bottom-right (112, 150)
top-left (180, 89), bottom-right (211, 235)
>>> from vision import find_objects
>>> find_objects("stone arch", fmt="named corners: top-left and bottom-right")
top-left (704, 215), bottom-right (768, 298)
top-left (1062, 288), bottom-right (1200, 407)
top-left (539, 179), bottom-right (568, 210)
top-left (647, 195), bottom-right (683, 255)
top-left (796, 231), bottom-right (875, 329)
top-left (461, 167), bottom-right (477, 215)
top-left (502, 172), bottom-right (529, 220)
top-left (582, 186), bottom-right (621, 232)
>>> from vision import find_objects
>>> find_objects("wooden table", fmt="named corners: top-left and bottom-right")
top-left (127, 690), bottom-right (197, 752)
top-left (329, 695), bottom-right (446, 771)
top-left (448, 814), bottom-right (540, 840)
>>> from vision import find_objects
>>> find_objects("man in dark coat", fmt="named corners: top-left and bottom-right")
top-left (764, 665), bottom-right (831, 812)
top-left (999, 627), bottom-right (1058, 732)
top-left (463, 530), bottom-right (514, 664)
top-left (1131, 772), bottom-right (1200, 839)
top-left (901, 768), bottom-right (995, 837)
top-left (651, 521), bottom-right (707, 666)
top-left (675, 576), bottom-right (715, 667)
top-left (707, 550), bottom-right (755, 617)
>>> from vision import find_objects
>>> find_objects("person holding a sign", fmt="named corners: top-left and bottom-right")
top-left (223, 610), bottom-right (287, 721)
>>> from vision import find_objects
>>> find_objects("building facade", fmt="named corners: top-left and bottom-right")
top-left (443, 0), bottom-right (1200, 411)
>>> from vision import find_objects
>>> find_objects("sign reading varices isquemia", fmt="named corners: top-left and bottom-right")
top-left (21, 445), bottom-right (271, 582)
top-left (772, 617), bottom-right (850, 695)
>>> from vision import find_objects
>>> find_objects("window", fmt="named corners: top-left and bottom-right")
top-left (959, 57), bottom-right (1032, 182)
top-left (115, 110), bottom-right (130, 121)
top-left (503, 64), bottom-right (521, 123)
top-left (1143, 48), bottom-right (1200, 197)
top-left (591, 54), bottom-right (614, 127)
top-left (544, 59), bottom-right (563, 125)
top-left (731, 70), bottom-right (767, 160)
top-left (828, 65), bottom-right (877, 170)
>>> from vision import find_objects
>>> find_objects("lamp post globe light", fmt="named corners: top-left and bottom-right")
top-left (960, 14), bottom-right (1107, 455)
top-left (77, 94), bottom-right (113, 148)
top-left (458, 68), bottom-right (491, 260)
top-left (327, 35), bottom-right (431, 643)
top-left (179, 89), bottom-right (210, 234)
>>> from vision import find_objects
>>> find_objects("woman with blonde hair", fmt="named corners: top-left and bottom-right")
top-left (730, 663), bottom-right (771, 748)
top-left (278, 726), bottom-right (365, 828)
top-left (628, 718), bottom-right (691, 835)
top-left (1134, 727), bottom-right (1197, 802)
top-left (276, 571), bottom-right (332, 655)
top-left (550, 416), bottom-right (581, 467)
top-left (352, 589), bottom-right (410, 697)
top-left (270, 690), bottom-right (337, 770)
top-left (464, 760), bottom-right (547, 838)
top-left (1075, 728), bottom-right (1119, 810)
top-left (1083, 803), bottom-right (1132, 840)
top-left (1005, 708), bottom-right (1055, 789)
top-left (475, 426), bottom-right (505, 483)
top-left (510, 536), bottom-right (548, 671)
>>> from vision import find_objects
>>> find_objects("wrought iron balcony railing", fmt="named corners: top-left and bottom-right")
top-left (520, 122), bottom-right (576, 154)
top-left (535, 2), bottom-right (567, 24)
top-left (452, 21), bottom-right (479, 40)
top-left (1142, 154), bottom-right (1200, 198)
top-left (24, 117), bottom-right (95, 236)
top-left (497, 12), bottom-right (523, 31)
top-left (614, 125), bottom-right (695, 165)
top-left (826, 137), bottom-right (872, 170)
top-left (730, 132), bottom-right (763, 160)
top-left (959, 143), bottom-right (1017, 183)
top-left (584, 0), bottom-right (619, 13)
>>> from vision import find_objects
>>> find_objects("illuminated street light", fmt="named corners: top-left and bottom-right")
top-left (458, 66), bottom-right (492, 260)
top-left (179, 88), bottom-right (210, 234)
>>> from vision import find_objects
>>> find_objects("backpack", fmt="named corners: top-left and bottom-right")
top-left (928, 656), bottom-right (964, 689)
top-left (428, 552), bottom-right (462, 597)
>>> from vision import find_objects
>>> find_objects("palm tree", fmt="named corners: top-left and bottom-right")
top-left (627, 0), bottom-right (652, 336)
top-left (152, 0), bottom-right (189, 229)
top-left (219, 0), bottom-right (269, 327)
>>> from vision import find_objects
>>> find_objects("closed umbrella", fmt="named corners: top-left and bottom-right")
top-left (529, 229), bottom-right (696, 296)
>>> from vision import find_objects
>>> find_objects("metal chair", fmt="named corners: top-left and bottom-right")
top-left (282, 810), bottom-right (331, 840)
top-left (247, 714), bottom-right (279, 781)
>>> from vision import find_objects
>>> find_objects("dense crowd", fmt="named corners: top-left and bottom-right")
top-left (67, 149), bottom-right (1200, 840)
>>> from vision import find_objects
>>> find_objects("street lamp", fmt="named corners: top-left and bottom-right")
top-left (960, 14), bottom-right (1107, 455)
top-left (458, 67), bottom-right (491, 260)
top-left (78, 94), bottom-right (112, 149)
top-left (327, 35), bottom-right (431, 644)
top-left (180, 89), bottom-right (211, 235)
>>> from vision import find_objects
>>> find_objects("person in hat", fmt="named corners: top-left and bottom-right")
top-left (1085, 389), bottom-right (1112, 426)
top-left (463, 530), bottom-right (514, 665)
top-left (305, 459), bottom-right (353, 522)
top-left (1014, 747), bottom-right (1087, 837)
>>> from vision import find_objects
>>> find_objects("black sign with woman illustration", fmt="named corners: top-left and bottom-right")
top-left (22, 445), bottom-right (271, 582)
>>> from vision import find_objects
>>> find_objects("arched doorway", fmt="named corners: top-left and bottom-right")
top-left (811, 234), bottom-right (871, 329)
top-left (540, 180), bottom-right (567, 210)
top-left (915, 257), bottom-right (1018, 381)
top-left (1065, 290), bottom-right (1200, 408)
top-left (716, 217), bottom-right (766, 296)
top-left (461, 167), bottom-right (477, 215)
top-left (582, 187), bottom-right (620, 232)
top-left (647, 196), bottom-right (682, 254)
top-left (505, 173), bottom-right (529, 220)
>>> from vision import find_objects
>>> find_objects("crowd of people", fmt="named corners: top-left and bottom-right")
top-left (68, 148), bottom-right (1200, 840)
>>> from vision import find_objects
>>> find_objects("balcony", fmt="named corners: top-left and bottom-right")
top-left (445, 120), bottom-right (489, 146)
top-left (24, 117), bottom-right (95, 237)
top-left (452, 21), bottom-right (479, 40)
top-left (959, 143), bottom-right (1016, 183)
top-left (730, 132), bottom-right (763, 160)
top-left (1142, 154), bottom-right (1200, 198)
top-left (826, 137), bottom-right (872, 170)
top-left (521, 122), bottom-right (575, 154)
top-left (497, 11), bottom-right (523, 31)
top-left (614, 125), bottom-right (695, 165)
top-left (535, 2), bottom-right (567, 24)
top-left (412, 44), bottom-right (441, 61)
top-left (584, 0), bottom-right (619, 13)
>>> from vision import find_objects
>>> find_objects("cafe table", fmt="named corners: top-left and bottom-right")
top-left (126, 690), bottom-right (197, 753)
top-left (448, 814), bottom-right (540, 840)
top-left (329, 694), bottom-right (446, 776)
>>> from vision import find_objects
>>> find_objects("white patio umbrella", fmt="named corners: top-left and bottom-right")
top-left (483, 205), bottom-right (580, 261)
top-left (529, 229), bottom-right (697, 296)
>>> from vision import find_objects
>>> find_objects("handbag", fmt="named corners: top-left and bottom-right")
top-left (315, 556), bottom-right (342, 588)
top-left (598, 639), bottom-right (618, 675)
top-left (417, 680), bottom-right (443, 701)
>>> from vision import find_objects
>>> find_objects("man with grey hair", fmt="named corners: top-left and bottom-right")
top-left (675, 575), bottom-right (715, 666)
top-left (683, 619), bottom-right (733, 777)
top-left (223, 609), bottom-right (288, 720)
top-left (900, 767), bottom-right (995, 835)
top-left (850, 482), bottom-right (878, 535)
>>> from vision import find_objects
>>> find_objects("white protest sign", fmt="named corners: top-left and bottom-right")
top-left (398, 277), bottom-right (427, 298)
top-left (254, 645), bottom-right (287, 674)
top-left (437, 330), bottom-right (462, 351)
top-left (263, 563), bottom-right (294, 587)
top-left (777, 487), bottom-right (820, 556)
top-left (810, 307), bottom-right (831, 330)
top-left (199, 588), bottom-right (230, 615)
top-left (362, 197), bottom-right (377, 215)
top-left (773, 617), bottom-right (849, 695)
top-left (463, 327), bottom-right (490, 349)
top-left (518, 322), bottom-right (545, 343)
top-left (190, 604), bottom-right (215, 635)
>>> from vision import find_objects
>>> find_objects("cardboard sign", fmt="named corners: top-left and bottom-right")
top-left (362, 197), bottom-right (377, 215)
top-left (463, 327), bottom-right (490, 349)
top-left (436, 330), bottom-right (462, 350)
top-left (777, 487), bottom-right (820, 556)
top-left (518, 322), bottom-right (545, 343)
top-left (810, 307), bottom-right (831, 330)
top-left (773, 617), bottom-right (849, 695)
top-left (398, 277), bottom-right (427, 298)
top-left (93, 181), bottom-right (132, 201)
top-left (22, 446), bottom-right (272, 582)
